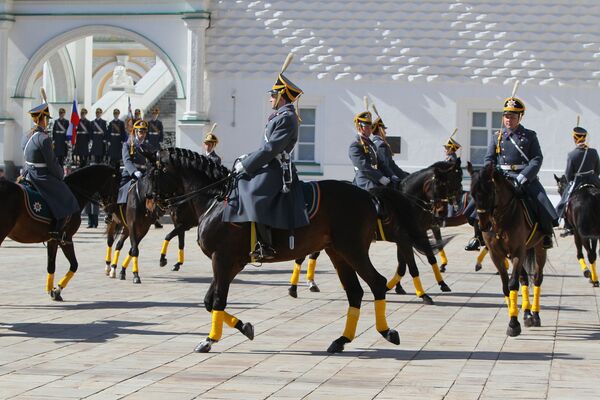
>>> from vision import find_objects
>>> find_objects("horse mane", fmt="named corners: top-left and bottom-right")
top-left (402, 160), bottom-right (455, 193)
top-left (160, 147), bottom-right (230, 181)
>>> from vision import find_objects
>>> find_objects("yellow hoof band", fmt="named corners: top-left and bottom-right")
top-left (46, 273), bottom-right (55, 293)
top-left (476, 248), bottom-right (488, 264)
top-left (290, 263), bottom-right (301, 285)
top-left (307, 259), bottom-right (317, 281)
top-left (223, 311), bottom-right (239, 328)
top-left (58, 271), bottom-right (75, 289)
top-left (209, 310), bottom-right (225, 341)
top-left (431, 263), bottom-right (443, 283)
top-left (342, 306), bottom-right (360, 340)
top-left (122, 254), bottom-right (132, 269)
top-left (132, 257), bottom-right (139, 274)
top-left (160, 240), bottom-right (169, 256)
top-left (509, 290), bottom-right (519, 317)
top-left (386, 273), bottom-right (401, 290)
top-left (439, 249), bottom-right (448, 266)
top-left (374, 299), bottom-right (389, 332)
top-left (532, 286), bottom-right (541, 312)
top-left (177, 249), bottom-right (184, 264)
top-left (504, 258), bottom-right (510, 270)
top-left (111, 249), bottom-right (121, 266)
top-left (413, 276), bottom-right (425, 297)
top-left (105, 246), bottom-right (112, 263)
top-left (521, 285), bottom-right (531, 311)
top-left (591, 261), bottom-right (598, 282)
top-left (578, 258), bottom-right (588, 272)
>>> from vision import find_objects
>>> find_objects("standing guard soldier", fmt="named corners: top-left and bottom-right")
top-left (91, 108), bottom-right (107, 164)
top-left (52, 107), bottom-right (69, 166)
top-left (370, 103), bottom-right (409, 185)
top-left (107, 109), bottom-right (127, 170)
top-left (133, 108), bottom-right (142, 123)
top-left (223, 54), bottom-right (309, 261)
top-left (73, 108), bottom-right (91, 168)
top-left (147, 107), bottom-right (164, 148)
top-left (22, 95), bottom-right (79, 242)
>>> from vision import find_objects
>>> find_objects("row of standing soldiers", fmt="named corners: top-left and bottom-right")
top-left (51, 106), bottom-right (164, 168)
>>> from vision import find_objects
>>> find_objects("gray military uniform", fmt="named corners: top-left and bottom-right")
top-left (147, 118), bottom-right (164, 148)
top-left (22, 128), bottom-right (79, 219)
top-left (207, 150), bottom-right (222, 166)
top-left (107, 119), bottom-right (127, 162)
top-left (51, 118), bottom-right (69, 158)
top-left (371, 135), bottom-right (409, 180)
top-left (117, 138), bottom-right (157, 204)
top-left (91, 117), bottom-right (107, 158)
top-left (556, 145), bottom-right (600, 217)
top-left (445, 153), bottom-right (459, 163)
top-left (349, 134), bottom-right (387, 190)
top-left (223, 103), bottom-right (309, 230)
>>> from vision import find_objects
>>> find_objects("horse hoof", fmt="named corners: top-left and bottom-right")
top-left (506, 317), bottom-right (521, 337)
top-left (133, 273), bottom-right (141, 284)
top-left (381, 329), bottom-right (400, 345)
top-left (583, 269), bottom-right (591, 278)
top-left (159, 255), bottom-right (167, 267)
top-left (119, 269), bottom-right (126, 281)
top-left (593, 281), bottom-right (600, 288)
top-left (194, 338), bottom-right (215, 353)
top-left (475, 263), bottom-right (482, 272)
top-left (105, 264), bottom-right (111, 276)
top-left (50, 289), bottom-right (63, 302)
top-left (440, 264), bottom-right (446, 273)
top-left (395, 283), bottom-right (407, 295)
top-left (420, 294), bottom-right (434, 305)
top-left (532, 312), bottom-right (541, 327)
top-left (439, 282), bottom-right (452, 292)
top-left (241, 322), bottom-right (254, 340)
top-left (524, 315), bottom-right (534, 328)
top-left (288, 285), bottom-right (298, 298)
top-left (172, 263), bottom-right (181, 272)
top-left (308, 280), bottom-right (320, 292)
top-left (109, 266), bottom-right (117, 279)
top-left (327, 336), bottom-right (350, 354)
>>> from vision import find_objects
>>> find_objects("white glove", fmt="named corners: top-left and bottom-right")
top-left (379, 176), bottom-right (391, 186)
top-left (516, 173), bottom-right (527, 185)
top-left (133, 170), bottom-right (143, 180)
top-left (234, 160), bottom-right (245, 174)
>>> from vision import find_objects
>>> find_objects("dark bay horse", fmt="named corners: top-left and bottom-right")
top-left (148, 148), bottom-right (436, 353)
top-left (555, 174), bottom-right (600, 286)
top-left (0, 165), bottom-right (119, 300)
top-left (468, 163), bottom-right (547, 336)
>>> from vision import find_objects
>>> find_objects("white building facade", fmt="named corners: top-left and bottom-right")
top-left (2, 0), bottom-right (600, 191)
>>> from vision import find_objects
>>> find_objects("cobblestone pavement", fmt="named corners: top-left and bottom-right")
top-left (1, 225), bottom-right (599, 399)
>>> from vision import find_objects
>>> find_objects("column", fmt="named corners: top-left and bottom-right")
top-left (0, 18), bottom-right (14, 119)
top-left (182, 16), bottom-right (209, 120)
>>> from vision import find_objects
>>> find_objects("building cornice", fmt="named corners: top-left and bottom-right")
top-left (6, 11), bottom-right (209, 18)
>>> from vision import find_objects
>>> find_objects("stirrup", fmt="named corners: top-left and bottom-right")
top-left (464, 237), bottom-right (480, 251)
top-left (48, 231), bottom-right (71, 245)
top-left (249, 242), bottom-right (276, 262)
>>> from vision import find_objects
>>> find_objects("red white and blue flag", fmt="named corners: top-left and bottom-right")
top-left (66, 98), bottom-right (80, 145)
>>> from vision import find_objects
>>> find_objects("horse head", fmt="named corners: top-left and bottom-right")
top-left (468, 162), bottom-right (496, 231)
top-left (428, 160), bottom-right (463, 216)
top-left (554, 173), bottom-right (568, 196)
top-left (65, 165), bottom-right (120, 211)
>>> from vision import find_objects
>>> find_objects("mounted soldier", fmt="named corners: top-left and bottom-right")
top-left (203, 123), bottom-right (221, 166)
top-left (91, 107), bottom-right (108, 164)
top-left (444, 132), bottom-right (461, 163)
top-left (51, 107), bottom-right (69, 166)
top-left (22, 93), bottom-right (79, 242)
top-left (370, 101), bottom-right (409, 185)
top-left (107, 109), bottom-right (127, 170)
top-left (73, 107), bottom-right (91, 168)
top-left (147, 107), bottom-right (164, 148)
top-left (223, 53), bottom-right (309, 261)
top-left (483, 83), bottom-right (558, 248)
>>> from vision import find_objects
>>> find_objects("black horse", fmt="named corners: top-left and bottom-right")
top-left (146, 148), bottom-right (437, 354)
top-left (0, 165), bottom-right (119, 300)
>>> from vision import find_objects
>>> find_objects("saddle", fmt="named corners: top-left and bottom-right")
top-left (19, 181), bottom-right (52, 223)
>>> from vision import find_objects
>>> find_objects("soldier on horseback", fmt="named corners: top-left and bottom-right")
top-left (370, 104), bottom-right (409, 184)
top-left (223, 54), bottom-right (309, 261)
top-left (22, 99), bottom-right (79, 242)
top-left (444, 135), bottom-right (461, 163)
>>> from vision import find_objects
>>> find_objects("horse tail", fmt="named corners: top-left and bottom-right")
top-left (523, 247), bottom-right (536, 277)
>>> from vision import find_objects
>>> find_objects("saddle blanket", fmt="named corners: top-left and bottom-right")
top-left (301, 181), bottom-right (321, 220)
top-left (20, 182), bottom-right (52, 223)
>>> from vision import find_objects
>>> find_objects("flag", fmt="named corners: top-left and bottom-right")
top-left (66, 99), bottom-right (79, 145)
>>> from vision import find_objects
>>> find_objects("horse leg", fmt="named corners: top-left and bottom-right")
top-left (427, 252), bottom-right (451, 292)
top-left (289, 255), bottom-right (306, 298)
top-left (172, 230), bottom-right (186, 271)
top-left (387, 246), bottom-right (407, 295)
top-left (159, 225), bottom-right (178, 267)
top-left (520, 269), bottom-right (533, 327)
top-left (432, 227), bottom-right (448, 272)
top-left (324, 248), bottom-right (364, 353)
top-left (474, 247), bottom-right (488, 271)
top-left (531, 246), bottom-right (547, 327)
top-left (306, 252), bottom-right (320, 292)
top-left (506, 251), bottom-right (525, 337)
top-left (52, 242), bottom-right (79, 301)
top-left (394, 244), bottom-right (433, 304)
top-left (46, 240), bottom-right (60, 300)
top-left (574, 232), bottom-right (591, 279)
top-left (127, 221), bottom-right (151, 284)
top-left (488, 246), bottom-right (510, 311)
top-left (105, 221), bottom-right (116, 275)
top-left (111, 229), bottom-right (129, 279)
top-left (590, 239), bottom-right (599, 287)
top-left (204, 280), bottom-right (254, 340)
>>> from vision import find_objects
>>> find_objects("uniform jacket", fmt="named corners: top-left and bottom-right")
top-left (349, 134), bottom-right (386, 190)
top-left (223, 103), bottom-right (309, 230)
top-left (117, 138), bottom-right (157, 203)
top-left (147, 118), bottom-right (164, 147)
top-left (51, 118), bottom-right (69, 157)
top-left (73, 118), bottom-right (92, 156)
top-left (107, 119), bottom-right (127, 161)
top-left (91, 117), bottom-right (107, 157)
top-left (445, 153), bottom-right (459, 163)
top-left (207, 150), bottom-right (222, 166)
top-left (22, 127), bottom-right (79, 219)
top-left (372, 135), bottom-right (409, 179)
top-left (565, 146), bottom-right (600, 184)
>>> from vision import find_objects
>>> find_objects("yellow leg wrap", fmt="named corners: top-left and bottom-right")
top-left (342, 306), bottom-right (360, 340)
top-left (532, 286), bottom-right (541, 312)
top-left (439, 249), bottom-right (448, 265)
top-left (105, 246), bottom-right (112, 263)
top-left (431, 263), bottom-right (443, 283)
top-left (209, 310), bottom-right (225, 341)
top-left (413, 276), bottom-right (425, 297)
top-left (58, 271), bottom-right (75, 289)
top-left (509, 290), bottom-right (519, 317)
top-left (46, 273), bottom-right (54, 293)
top-left (504, 258), bottom-right (510, 270)
top-left (521, 285), bottom-right (531, 311)
top-left (177, 249), bottom-right (184, 264)
top-left (290, 263), bottom-right (301, 285)
top-left (374, 299), bottom-right (389, 332)
top-left (160, 240), bottom-right (169, 256)
top-left (590, 261), bottom-right (598, 282)
top-left (476, 247), bottom-right (488, 264)
top-left (386, 273), bottom-right (401, 290)
top-left (223, 311), bottom-right (239, 328)
top-left (306, 258), bottom-right (317, 281)
top-left (122, 253), bottom-right (132, 269)
top-left (578, 258), bottom-right (588, 272)
top-left (111, 249), bottom-right (121, 266)
top-left (132, 257), bottom-right (139, 274)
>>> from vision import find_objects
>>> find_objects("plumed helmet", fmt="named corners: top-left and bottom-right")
top-left (204, 133), bottom-right (218, 144)
top-left (133, 120), bottom-right (148, 131)
top-left (269, 53), bottom-right (303, 103)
